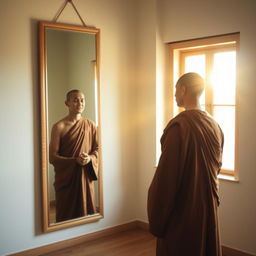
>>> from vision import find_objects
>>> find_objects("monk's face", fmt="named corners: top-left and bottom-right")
top-left (65, 92), bottom-right (85, 114)
top-left (175, 82), bottom-right (185, 107)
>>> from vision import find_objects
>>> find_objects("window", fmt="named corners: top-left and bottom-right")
top-left (169, 33), bottom-right (239, 179)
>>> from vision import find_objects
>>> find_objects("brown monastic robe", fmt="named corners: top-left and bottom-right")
top-left (53, 118), bottom-right (98, 222)
top-left (148, 110), bottom-right (224, 256)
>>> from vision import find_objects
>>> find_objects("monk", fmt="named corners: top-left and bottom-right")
top-left (147, 72), bottom-right (224, 256)
top-left (49, 89), bottom-right (98, 222)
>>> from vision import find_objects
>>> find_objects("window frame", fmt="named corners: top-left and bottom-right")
top-left (169, 33), bottom-right (240, 180)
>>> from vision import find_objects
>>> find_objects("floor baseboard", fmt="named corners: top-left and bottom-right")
top-left (8, 220), bottom-right (255, 256)
top-left (222, 246), bottom-right (255, 256)
top-left (8, 221), bottom-right (138, 256)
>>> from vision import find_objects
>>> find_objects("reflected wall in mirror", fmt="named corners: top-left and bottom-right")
top-left (39, 21), bottom-right (103, 232)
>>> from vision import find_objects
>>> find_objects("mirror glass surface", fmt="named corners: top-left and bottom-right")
top-left (39, 22), bottom-right (103, 232)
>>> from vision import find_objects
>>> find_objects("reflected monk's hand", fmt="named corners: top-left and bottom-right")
top-left (76, 152), bottom-right (91, 166)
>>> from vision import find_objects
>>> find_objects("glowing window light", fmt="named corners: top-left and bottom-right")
top-left (211, 51), bottom-right (236, 105)
top-left (185, 55), bottom-right (206, 107)
top-left (214, 106), bottom-right (235, 170)
top-left (183, 51), bottom-right (236, 171)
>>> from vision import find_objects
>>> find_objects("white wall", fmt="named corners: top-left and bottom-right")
top-left (135, 0), bottom-right (158, 223)
top-left (1, 0), bottom-right (256, 255)
top-left (0, 0), bottom-right (138, 255)
top-left (136, 0), bottom-right (256, 255)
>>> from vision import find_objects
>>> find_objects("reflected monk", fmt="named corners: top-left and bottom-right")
top-left (147, 73), bottom-right (224, 256)
top-left (49, 89), bottom-right (98, 222)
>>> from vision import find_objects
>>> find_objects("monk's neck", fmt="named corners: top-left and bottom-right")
top-left (184, 105), bottom-right (202, 111)
top-left (67, 113), bottom-right (82, 123)
top-left (183, 99), bottom-right (201, 111)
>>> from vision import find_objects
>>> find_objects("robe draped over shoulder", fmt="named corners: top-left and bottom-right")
top-left (147, 110), bottom-right (224, 256)
top-left (52, 118), bottom-right (99, 222)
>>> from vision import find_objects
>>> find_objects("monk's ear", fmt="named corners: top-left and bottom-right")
top-left (180, 84), bottom-right (186, 96)
top-left (65, 100), bottom-right (69, 107)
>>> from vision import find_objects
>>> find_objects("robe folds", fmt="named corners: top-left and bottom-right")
top-left (53, 118), bottom-right (98, 222)
top-left (148, 110), bottom-right (224, 256)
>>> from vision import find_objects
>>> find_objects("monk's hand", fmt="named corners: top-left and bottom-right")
top-left (82, 153), bottom-right (91, 165)
top-left (77, 152), bottom-right (91, 166)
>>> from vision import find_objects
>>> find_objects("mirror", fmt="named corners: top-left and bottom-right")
top-left (39, 21), bottom-right (103, 232)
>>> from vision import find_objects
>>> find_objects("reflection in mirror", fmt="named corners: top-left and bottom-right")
top-left (39, 22), bottom-right (103, 232)
top-left (48, 90), bottom-right (99, 223)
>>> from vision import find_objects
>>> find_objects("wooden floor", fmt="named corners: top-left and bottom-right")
top-left (42, 229), bottom-right (156, 256)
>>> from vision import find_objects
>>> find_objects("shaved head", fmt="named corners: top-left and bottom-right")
top-left (176, 72), bottom-right (205, 96)
top-left (66, 89), bottom-right (83, 101)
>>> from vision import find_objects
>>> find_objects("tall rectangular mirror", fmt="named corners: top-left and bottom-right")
top-left (39, 21), bottom-right (103, 232)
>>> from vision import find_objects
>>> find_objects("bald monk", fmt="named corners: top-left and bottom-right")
top-left (49, 90), bottom-right (98, 222)
top-left (148, 72), bottom-right (224, 256)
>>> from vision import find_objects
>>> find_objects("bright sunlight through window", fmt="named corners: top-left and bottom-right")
top-left (170, 33), bottom-right (239, 178)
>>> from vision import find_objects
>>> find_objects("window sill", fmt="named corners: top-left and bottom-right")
top-left (218, 173), bottom-right (239, 182)
top-left (154, 167), bottom-right (239, 182)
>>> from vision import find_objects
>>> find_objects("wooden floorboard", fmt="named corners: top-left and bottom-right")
top-left (40, 229), bottom-right (156, 256)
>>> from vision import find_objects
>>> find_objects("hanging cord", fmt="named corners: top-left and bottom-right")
top-left (52, 0), bottom-right (87, 27)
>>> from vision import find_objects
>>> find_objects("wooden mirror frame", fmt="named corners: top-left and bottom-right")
top-left (39, 21), bottom-right (103, 232)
